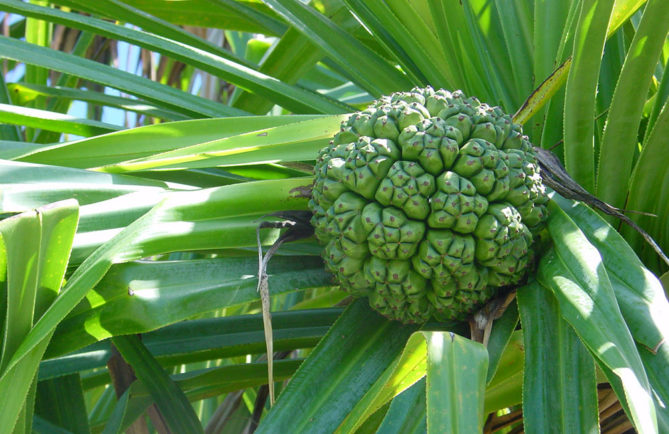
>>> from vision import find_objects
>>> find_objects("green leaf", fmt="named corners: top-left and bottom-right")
top-left (35, 374), bottom-right (90, 434)
top-left (641, 342), bottom-right (669, 431)
top-left (70, 178), bottom-right (311, 264)
top-left (595, 30), bottom-right (626, 139)
top-left (0, 0), bottom-right (350, 115)
top-left (263, 0), bottom-right (412, 96)
top-left (644, 45), bottom-right (669, 138)
top-left (343, 0), bottom-right (435, 87)
top-left (492, 0), bottom-right (533, 99)
top-left (518, 281), bottom-right (598, 433)
top-left (256, 301), bottom-right (484, 432)
top-left (33, 29), bottom-right (97, 145)
top-left (0, 102), bottom-right (121, 136)
top-left (376, 379), bottom-right (426, 434)
top-left (112, 334), bottom-right (203, 434)
top-left (625, 99), bottom-right (669, 260)
top-left (40, 309), bottom-right (341, 377)
top-left (68, 191), bottom-right (163, 265)
top-left (0, 177), bottom-right (310, 407)
top-left (47, 257), bottom-right (331, 356)
top-left (13, 369), bottom-right (37, 434)
top-left (32, 414), bottom-right (74, 434)
top-left (232, 27), bottom-right (326, 114)
top-left (205, 0), bottom-right (287, 37)
top-left (462, 0), bottom-right (519, 108)
top-left (53, 0), bottom-right (278, 59)
top-left (18, 115), bottom-right (332, 169)
top-left (513, 58), bottom-right (571, 126)
top-left (552, 195), bottom-right (669, 423)
top-left (171, 360), bottom-right (301, 402)
top-left (483, 330), bottom-right (523, 414)
top-left (117, 0), bottom-right (284, 34)
top-left (537, 202), bottom-right (657, 432)
top-left (256, 299), bottom-right (418, 433)
top-left (525, 0), bottom-right (572, 138)
top-left (485, 300), bottom-right (519, 384)
top-left (426, 0), bottom-right (499, 104)
top-left (0, 140), bottom-right (46, 160)
top-left (425, 332), bottom-right (488, 434)
top-left (100, 359), bottom-right (302, 432)
top-left (0, 160), bottom-right (168, 213)
top-left (1, 217), bottom-right (40, 370)
top-left (596, 0), bottom-right (669, 210)
top-left (24, 0), bottom-right (50, 122)
top-left (128, 166), bottom-right (290, 187)
top-left (23, 2), bottom-right (48, 55)
top-left (0, 35), bottom-right (238, 118)
top-left (0, 58), bottom-right (22, 140)
top-left (99, 387), bottom-right (131, 434)
top-left (563, 0), bottom-right (615, 192)
top-left (8, 83), bottom-right (188, 121)
top-left (609, 0), bottom-right (648, 35)
top-left (552, 195), bottom-right (669, 352)
top-left (516, 0), bottom-right (644, 132)
top-left (0, 200), bottom-right (79, 431)
top-left (96, 114), bottom-right (346, 173)
top-left (597, 359), bottom-right (669, 432)
top-left (335, 330), bottom-right (432, 433)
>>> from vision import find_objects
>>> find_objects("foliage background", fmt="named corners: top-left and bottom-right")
top-left (0, 0), bottom-right (668, 433)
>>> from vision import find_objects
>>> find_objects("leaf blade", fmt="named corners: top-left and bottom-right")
top-left (596, 0), bottom-right (669, 210)
top-left (518, 281), bottom-right (598, 434)
top-left (537, 203), bottom-right (657, 432)
top-left (112, 335), bottom-right (203, 434)
top-left (425, 332), bottom-right (488, 434)
top-left (0, 35), bottom-right (238, 118)
top-left (256, 299), bottom-right (418, 433)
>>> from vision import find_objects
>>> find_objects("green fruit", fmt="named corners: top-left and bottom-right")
top-left (310, 87), bottom-right (548, 324)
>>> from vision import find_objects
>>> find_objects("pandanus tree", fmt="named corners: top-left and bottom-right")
top-left (0, 0), bottom-right (668, 433)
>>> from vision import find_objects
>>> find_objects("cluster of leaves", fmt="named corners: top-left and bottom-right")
top-left (0, 0), bottom-right (668, 433)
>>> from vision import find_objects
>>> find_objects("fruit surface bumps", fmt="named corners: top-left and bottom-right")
top-left (309, 87), bottom-right (548, 324)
